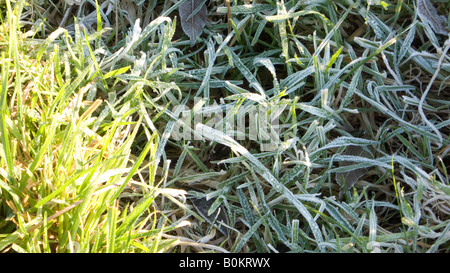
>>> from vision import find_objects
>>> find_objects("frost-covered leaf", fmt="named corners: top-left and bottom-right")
top-left (417, 0), bottom-right (449, 35)
top-left (179, 0), bottom-right (208, 46)
top-left (66, 0), bottom-right (82, 5)
top-left (190, 195), bottom-right (229, 236)
top-left (196, 124), bottom-right (325, 250)
top-left (336, 145), bottom-right (372, 196)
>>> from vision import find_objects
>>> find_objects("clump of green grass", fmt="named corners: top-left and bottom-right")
top-left (0, 0), bottom-right (200, 253)
top-left (0, 0), bottom-right (449, 253)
